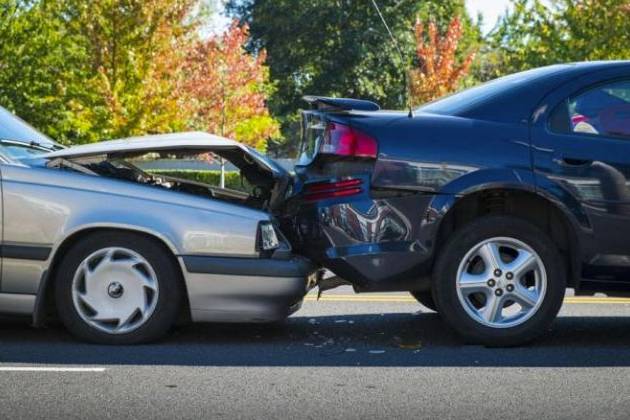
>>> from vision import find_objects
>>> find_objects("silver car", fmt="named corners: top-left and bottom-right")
top-left (0, 106), bottom-right (315, 344)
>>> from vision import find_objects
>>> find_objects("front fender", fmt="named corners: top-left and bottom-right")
top-left (1, 165), bottom-right (266, 260)
top-left (53, 197), bottom-right (263, 258)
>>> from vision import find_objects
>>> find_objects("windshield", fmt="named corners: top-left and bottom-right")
top-left (417, 65), bottom-right (568, 115)
top-left (0, 106), bottom-right (57, 146)
top-left (0, 140), bottom-right (57, 165)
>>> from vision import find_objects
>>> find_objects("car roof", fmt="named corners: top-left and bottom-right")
top-left (419, 61), bottom-right (630, 122)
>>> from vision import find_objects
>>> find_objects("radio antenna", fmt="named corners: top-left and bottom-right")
top-left (370, 0), bottom-right (414, 118)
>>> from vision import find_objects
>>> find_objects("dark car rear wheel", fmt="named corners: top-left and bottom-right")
top-left (55, 231), bottom-right (183, 344)
top-left (432, 215), bottom-right (565, 346)
top-left (410, 291), bottom-right (437, 312)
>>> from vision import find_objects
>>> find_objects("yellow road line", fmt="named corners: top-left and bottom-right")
top-left (304, 295), bottom-right (630, 304)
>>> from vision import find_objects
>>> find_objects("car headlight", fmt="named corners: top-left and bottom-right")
top-left (258, 222), bottom-right (280, 251)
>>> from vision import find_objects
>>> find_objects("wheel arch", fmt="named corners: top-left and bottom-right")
top-left (33, 226), bottom-right (190, 327)
top-left (431, 186), bottom-right (582, 287)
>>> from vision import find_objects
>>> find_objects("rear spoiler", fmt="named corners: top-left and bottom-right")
top-left (303, 96), bottom-right (380, 112)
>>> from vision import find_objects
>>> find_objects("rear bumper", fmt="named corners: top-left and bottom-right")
top-left (281, 193), bottom-right (437, 291)
top-left (179, 255), bottom-right (316, 323)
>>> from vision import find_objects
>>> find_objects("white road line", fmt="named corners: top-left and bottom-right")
top-left (0, 367), bottom-right (106, 372)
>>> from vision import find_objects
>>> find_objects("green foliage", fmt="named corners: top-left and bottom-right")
top-left (0, 0), bottom-right (91, 144)
top-left (483, 0), bottom-right (630, 79)
top-left (0, 0), bottom-right (279, 148)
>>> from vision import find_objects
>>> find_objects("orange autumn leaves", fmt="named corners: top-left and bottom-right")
top-left (409, 16), bottom-right (476, 106)
top-left (180, 21), bottom-right (279, 151)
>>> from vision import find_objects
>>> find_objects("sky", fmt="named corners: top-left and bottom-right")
top-left (209, 1), bottom-right (532, 35)
top-left (465, 0), bottom-right (513, 33)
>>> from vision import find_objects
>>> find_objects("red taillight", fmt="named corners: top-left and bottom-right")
top-left (320, 123), bottom-right (377, 158)
top-left (303, 178), bottom-right (363, 201)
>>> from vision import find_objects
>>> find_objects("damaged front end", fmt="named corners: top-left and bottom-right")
top-left (42, 132), bottom-right (291, 214)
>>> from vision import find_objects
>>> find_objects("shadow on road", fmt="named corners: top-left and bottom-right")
top-left (2, 313), bottom-right (630, 367)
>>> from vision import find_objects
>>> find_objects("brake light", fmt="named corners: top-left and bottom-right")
top-left (320, 123), bottom-right (377, 158)
top-left (303, 178), bottom-right (363, 201)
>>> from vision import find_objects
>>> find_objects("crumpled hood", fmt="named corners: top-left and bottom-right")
top-left (41, 131), bottom-right (287, 179)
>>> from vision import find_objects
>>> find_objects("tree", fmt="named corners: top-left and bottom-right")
top-left (179, 21), bottom-right (280, 151)
top-left (0, 0), bottom-right (89, 143)
top-left (226, 0), bottom-right (481, 156)
top-left (409, 16), bottom-right (476, 105)
top-left (0, 0), bottom-right (202, 144)
top-left (64, 0), bottom-right (201, 142)
top-left (0, 0), bottom-right (280, 149)
top-left (487, 0), bottom-right (630, 79)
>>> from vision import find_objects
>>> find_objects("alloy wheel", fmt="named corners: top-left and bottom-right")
top-left (455, 237), bottom-right (547, 328)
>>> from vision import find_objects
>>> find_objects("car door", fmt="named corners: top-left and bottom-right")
top-left (532, 71), bottom-right (630, 288)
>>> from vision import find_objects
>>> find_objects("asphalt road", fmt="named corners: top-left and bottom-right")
top-left (1, 287), bottom-right (630, 420)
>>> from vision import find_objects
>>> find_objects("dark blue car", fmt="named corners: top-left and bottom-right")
top-left (283, 61), bottom-right (630, 346)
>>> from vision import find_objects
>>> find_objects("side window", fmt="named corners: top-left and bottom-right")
top-left (564, 80), bottom-right (630, 139)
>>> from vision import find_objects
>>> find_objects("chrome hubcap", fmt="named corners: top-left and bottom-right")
top-left (71, 247), bottom-right (159, 335)
top-left (456, 237), bottom-right (547, 328)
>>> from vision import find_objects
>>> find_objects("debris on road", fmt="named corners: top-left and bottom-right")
top-left (398, 342), bottom-right (422, 350)
top-left (392, 335), bottom-right (423, 350)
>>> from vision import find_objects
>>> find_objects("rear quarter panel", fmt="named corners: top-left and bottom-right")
top-left (288, 112), bottom-right (538, 290)
top-left (361, 114), bottom-right (534, 192)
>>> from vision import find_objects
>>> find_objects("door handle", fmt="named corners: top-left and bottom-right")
top-left (556, 157), bottom-right (593, 167)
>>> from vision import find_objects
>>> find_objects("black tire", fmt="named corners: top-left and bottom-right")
top-left (432, 215), bottom-right (566, 346)
top-left (410, 291), bottom-right (437, 312)
top-left (55, 231), bottom-right (183, 344)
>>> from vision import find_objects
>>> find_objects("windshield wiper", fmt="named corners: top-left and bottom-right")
top-left (29, 140), bottom-right (62, 151)
top-left (0, 138), bottom-right (60, 152)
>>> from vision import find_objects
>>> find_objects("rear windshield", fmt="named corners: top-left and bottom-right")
top-left (418, 65), bottom-right (568, 116)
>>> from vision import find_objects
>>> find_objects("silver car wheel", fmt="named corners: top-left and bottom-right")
top-left (71, 247), bottom-right (159, 335)
top-left (455, 237), bottom-right (547, 329)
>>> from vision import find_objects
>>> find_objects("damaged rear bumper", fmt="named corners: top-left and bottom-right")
top-left (282, 193), bottom-right (437, 291)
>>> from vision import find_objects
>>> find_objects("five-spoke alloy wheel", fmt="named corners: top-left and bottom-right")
top-left (56, 231), bottom-right (183, 344)
top-left (432, 215), bottom-right (565, 346)
top-left (455, 237), bottom-right (546, 328)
